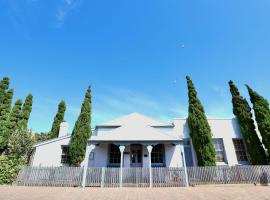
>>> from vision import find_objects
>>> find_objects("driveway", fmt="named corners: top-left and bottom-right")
top-left (0, 185), bottom-right (270, 200)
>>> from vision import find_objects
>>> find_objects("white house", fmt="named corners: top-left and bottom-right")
top-left (31, 112), bottom-right (249, 168)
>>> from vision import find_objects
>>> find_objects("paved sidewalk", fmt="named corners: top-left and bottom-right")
top-left (0, 185), bottom-right (270, 200)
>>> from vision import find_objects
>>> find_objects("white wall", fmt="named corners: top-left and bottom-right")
top-left (165, 144), bottom-right (182, 167)
top-left (172, 118), bottom-right (244, 166)
top-left (142, 145), bottom-right (149, 168)
top-left (88, 144), bottom-right (109, 167)
top-left (123, 146), bottom-right (131, 167)
top-left (209, 119), bottom-right (241, 166)
top-left (32, 137), bottom-right (71, 167)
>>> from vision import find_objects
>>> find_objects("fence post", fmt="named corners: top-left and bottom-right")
top-left (119, 145), bottom-right (125, 188)
top-left (147, 145), bottom-right (153, 188)
top-left (180, 145), bottom-right (189, 187)
top-left (101, 167), bottom-right (105, 188)
top-left (82, 144), bottom-right (95, 187)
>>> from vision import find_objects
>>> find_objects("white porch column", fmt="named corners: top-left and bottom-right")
top-left (147, 145), bottom-right (153, 188)
top-left (180, 145), bottom-right (189, 187)
top-left (119, 145), bottom-right (125, 188)
top-left (82, 144), bottom-right (96, 187)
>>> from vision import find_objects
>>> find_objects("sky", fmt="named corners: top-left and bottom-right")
top-left (0, 0), bottom-right (270, 133)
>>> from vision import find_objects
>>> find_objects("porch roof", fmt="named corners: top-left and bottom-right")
top-left (89, 124), bottom-right (181, 143)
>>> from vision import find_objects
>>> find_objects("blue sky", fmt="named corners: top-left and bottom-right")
top-left (1, 0), bottom-right (270, 133)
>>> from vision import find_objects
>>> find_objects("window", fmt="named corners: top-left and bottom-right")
top-left (151, 144), bottom-right (164, 165)
top-left (89, 152), bottom-right (95, 160)
top-left (109, 144), bottom-right (121, 165)
top-left (184, 139), bottom-right (194, 167)
top-left (212, 139), bottom-right (226, 162)
top-left (61, 145), bottom-right (69, 164)
top-left (233, 139), bottom-right (248, 162)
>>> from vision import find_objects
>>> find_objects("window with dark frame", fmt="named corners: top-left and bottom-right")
top-left (61, 145), bottom-right (69, 164)
top-left (109, 144), bottom-right (121, 165)
top-left (151, 144), bottom-right (164, 165)
top-left (212, 139), bottom-right (226, 162)
top-left (233, 139), bottom-right (248, 162)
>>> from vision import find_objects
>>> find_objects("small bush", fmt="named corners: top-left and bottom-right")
top-left (7, 129), bottom-right (35, 160)
top-left (0, 156), bottom-right (23, 185)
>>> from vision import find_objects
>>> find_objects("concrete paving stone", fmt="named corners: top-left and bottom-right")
top-left (0, 185), bottom-right (269, 200)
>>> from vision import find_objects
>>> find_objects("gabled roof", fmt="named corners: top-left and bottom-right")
top-left (33, 135), bottom-right (71, 148)
top-left (91, 113), bottom-right (180, 142)
top-left (100, 112), bottom-right (172, 127)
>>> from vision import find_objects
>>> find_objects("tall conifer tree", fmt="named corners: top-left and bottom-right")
top-left (0, 77), bottom-right (10, 104)
top-left (229, 81), bottom-right (267, 164)
top-left (186, 76), bottom-right (216, 166)
top-left (0, 89), bottom-right (13, 122)
top-left (69, 87), bottom-right (92, 166)
top-left (0, 99), bottom-right (22, 150)
top-left (18, 94), bottom-right (33, 129)
top-left (0, 89), bottom-right (14, 151)
top-left (7, 99), bottom-right (23, 133)
top-left (50, 100), bottom-right (66, 139)
top-left (246, 85), bottom-right (270, 159)
top-left (0, 77), bottom-right (13, 122)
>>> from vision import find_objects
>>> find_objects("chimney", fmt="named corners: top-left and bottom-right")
top-left (58, 121), bottom-right (69, 137)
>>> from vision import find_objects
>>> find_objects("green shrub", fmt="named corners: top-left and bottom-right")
top-left (0, 156), bottom-right (23, 185)
top-left (7, 129), bottom-right (35, 160)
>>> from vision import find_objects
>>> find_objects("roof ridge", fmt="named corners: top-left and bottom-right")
top-left (100, 112), bottom-right (168, 126)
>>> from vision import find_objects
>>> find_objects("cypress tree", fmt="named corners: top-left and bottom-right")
top-left (0, 77), bottom-right (10, 104)
top-left (0, 99), bottom-right (22, 150)
top-left (0, 77), bottom-right (13, 122)
top-left (69, 87), bottom-right (92, 166)
top-left (18, 94), bottom-right (33, 130)
top-left (0, 89), bottom-right (14, 150)
top-left (246, 85), bottom-right (270, 159)
top-left (50, 100), bottom-right (66, 139)
top-left (229, 81), bottom-right (267, 164)
top-left (7, 99), bottom-right (23, 133)
top-left (186, 76), bottom-right (216, 166)
top-left (0, 89), bottom-right (14, 122)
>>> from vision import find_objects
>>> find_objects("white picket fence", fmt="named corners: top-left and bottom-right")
top-left (187, 165), bottom-right (270, 185)
top-left (16, 165), bottom-right (270, 187)
top-left (16, 167), bottom-right (83, 187)
top-left (17, 167), bottom-right (185, 187)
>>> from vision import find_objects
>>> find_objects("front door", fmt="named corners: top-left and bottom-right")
top-left (130, 144), bottom-right (143, 167)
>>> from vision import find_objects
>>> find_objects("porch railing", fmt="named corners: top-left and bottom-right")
top-left (16, 165), bottom-right (270, 187)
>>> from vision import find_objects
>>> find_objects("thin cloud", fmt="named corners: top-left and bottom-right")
top-left (56, 0), bottom-right (84, 27)
top-left (93, 87), bottom-right (186, 125)
top-left (4, 0), bottom-right (85, 37)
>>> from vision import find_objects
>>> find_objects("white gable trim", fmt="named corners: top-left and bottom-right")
top-left (33, 135), bottom-right (71, 148)
top-left (101, 112), bottom-right (171, 127)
